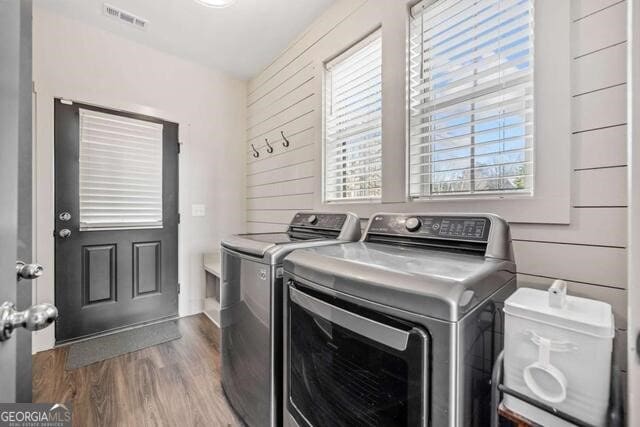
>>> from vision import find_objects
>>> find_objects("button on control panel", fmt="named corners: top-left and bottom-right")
top-left (368, 215), bottom-right (490, 241)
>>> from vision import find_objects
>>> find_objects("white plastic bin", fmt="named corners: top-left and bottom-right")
top-left (503, 283), bottom-right (614, 426)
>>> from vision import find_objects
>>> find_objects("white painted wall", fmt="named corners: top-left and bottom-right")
top-left (31, 6), bottom-right (247, 352)
top-left (245, 0), bottom-right (629, 389)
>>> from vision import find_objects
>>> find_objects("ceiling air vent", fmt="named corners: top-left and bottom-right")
top-left (102, 3), bottom-right (148, 31)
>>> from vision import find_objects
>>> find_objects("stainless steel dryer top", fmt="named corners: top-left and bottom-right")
top-left (283, 212), bottom-right (516, 321)
top-left (221, 212), bottom-right (361, 264)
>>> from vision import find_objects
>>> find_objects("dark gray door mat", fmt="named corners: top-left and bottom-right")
top-left (65, 321), bottom-right (181, 370)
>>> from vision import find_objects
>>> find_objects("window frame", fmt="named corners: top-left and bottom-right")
top-left (406, 0), bottom-right (536, 201)
top-left (321, 27), bottom-right (383, 204)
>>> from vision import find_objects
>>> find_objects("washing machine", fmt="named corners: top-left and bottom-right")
top-left (282, 213), bottom-right (516, 427)
top-left (220, 212), bottom-right (361, 427)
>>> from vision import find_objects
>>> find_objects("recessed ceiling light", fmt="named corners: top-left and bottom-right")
top-left (194, 0), bottom-right (236, 8)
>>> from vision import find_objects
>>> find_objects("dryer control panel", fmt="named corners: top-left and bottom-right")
top-left (290, 213), bottom-right (347, 230)
top-left (367, 214), bottom-right (491, 242)
top-left (364, 213), bottom-right (512, 259)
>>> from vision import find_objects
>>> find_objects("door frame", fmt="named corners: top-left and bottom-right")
top-left (33, 89), bottom-right (188, 352)
top-left (0, 0), bottom-right (34, 402)
top-left (628, 0), bottom-right (639, 423)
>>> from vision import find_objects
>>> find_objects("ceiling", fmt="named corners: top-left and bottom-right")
top-left (35, 0), bottom-right (336, 79)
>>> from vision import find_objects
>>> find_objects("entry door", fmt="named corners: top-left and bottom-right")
top-left (54, 100), bottom-right (179, 343)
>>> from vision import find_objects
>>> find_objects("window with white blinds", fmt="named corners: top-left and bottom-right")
top-left (408, 0), bottom-right (534, 198)
top-left (324, 30), bottom-right (382, 202)
top-left (79, 109), bottom-right (164, 230)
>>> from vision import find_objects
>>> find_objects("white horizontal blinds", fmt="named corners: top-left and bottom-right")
top-left (79, 109), bottom-right (164, 230)
top-left (408, 0), bottom-right (534, 198)
top-left (324, 30), bottom-right (382, 202)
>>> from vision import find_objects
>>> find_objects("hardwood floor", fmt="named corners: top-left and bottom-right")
top-left (33, 314), bottom-right (241, 427)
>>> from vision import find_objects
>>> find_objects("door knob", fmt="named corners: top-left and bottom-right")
top-left (58, 229), bottom-right (71, 238)
top-left (15, 261), bottom-right (44, 280)
top-left (0, 302), bottom-right (58, 341)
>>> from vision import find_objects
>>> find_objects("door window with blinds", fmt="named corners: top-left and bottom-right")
top-left (324, 30), bottom-right (382, 202)
top-left (79, 109), bottom-right (164, 230)
top-left (408, 0), bottom-right (534, 198)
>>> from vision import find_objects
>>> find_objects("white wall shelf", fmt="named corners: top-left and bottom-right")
top-left (203, 252), bottom-right (222, 278)
top-left (203, 251), bottom-right (222, 326)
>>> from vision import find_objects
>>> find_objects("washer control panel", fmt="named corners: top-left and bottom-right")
top-left (368, 214), bottom-right (490, 242)
top-left (290, 213), bottom-right (347, 230)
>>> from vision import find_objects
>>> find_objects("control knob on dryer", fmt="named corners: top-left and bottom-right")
top-left (307, 214), bottom-right (318, 225)
top-left (405, 217), bottom-right (422, 232)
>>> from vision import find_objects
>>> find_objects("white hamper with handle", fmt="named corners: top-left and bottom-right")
top-left (503, 281), bottom-right (614, 426)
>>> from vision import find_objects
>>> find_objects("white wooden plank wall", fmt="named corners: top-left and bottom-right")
top-left (244, 0), bottom-right (629, 371)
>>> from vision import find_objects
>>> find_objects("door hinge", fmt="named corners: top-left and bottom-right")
top-left (177, 283), bottom-right (181, 294)
top-left (177, 142), bottom-right (181, 154)
top-left (178, 213), bottom-right (181, 224)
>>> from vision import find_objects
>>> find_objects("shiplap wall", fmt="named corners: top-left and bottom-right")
top-left (245, 0), bottom-right (628, 370)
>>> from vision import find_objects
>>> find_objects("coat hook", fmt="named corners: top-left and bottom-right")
top-left (265, 138), bottom-right (274, 154)
top-left (281, 131), bottom-right (290, 148)
top-left (251, 144), bottom-right (260, 158)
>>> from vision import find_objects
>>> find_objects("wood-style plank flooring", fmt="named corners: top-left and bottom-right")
top-left (33, 314), bottom-right (241, 427)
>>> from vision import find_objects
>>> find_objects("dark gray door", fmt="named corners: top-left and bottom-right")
top-left (54, 100), bottom-right (179, 343)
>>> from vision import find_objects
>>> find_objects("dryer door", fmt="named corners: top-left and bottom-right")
top-left (287, 283), bottom-right (429, 427)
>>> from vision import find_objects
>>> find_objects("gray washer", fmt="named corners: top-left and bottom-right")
top-left (220, 212), bottom-right (361, 427)
top-left (282, 213), bottom-right (516, 427)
